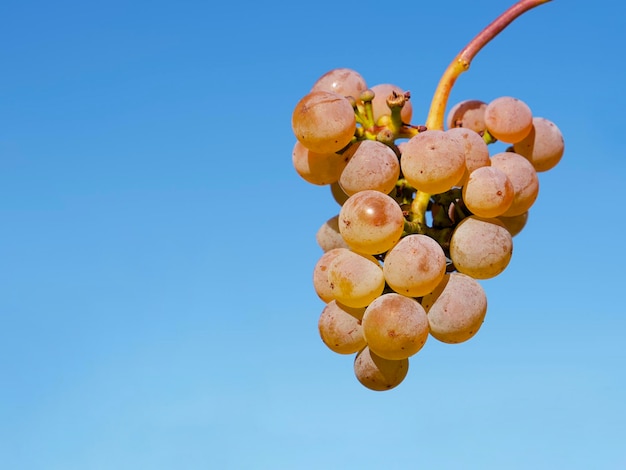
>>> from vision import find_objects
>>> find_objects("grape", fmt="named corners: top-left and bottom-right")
top-left (446, 127), bottom-right (491, 187)
top-left (513, 117), bottom-right (565, 172)
top-left (383, 234), bottom-right (447, 297)
top-left (422, 272), bottom-right (488, 344)
top-left (291, 141), bottom-right (349, 186)
top-left (338, 190), bottom-right (405, 255)
top-left (330, 181), bottom-right (350, 206)
top-left (484, 96), bottom-right (533, 143)
top-left (316, 215), bottom-right (349, 251)
top-left (327, 249), bottom-right (385, 308)
top-left (490, 152), bottom-right (539, 217)
top-left (449, 216), bottom-right (513, 279)
top-left (400, 130), bottom-right (466, 194)
top-left (292, 91), bottom-right (356, 153)
top-left (446, 99), bottom-right (487, 132)
top-left (311, 68), bottom-right (368, 100)
top-left (289, 0), bottom-right (564, 391)
top-left (370, 84), bottom-right (413, 124)
top-left (498, 212), bottom-right (529, 237)
top-left (462, 166), bottom-right (514, 218)
top-left (318, 300), bottom-right (366, 354)
top-left (354, 347), bottom-right (409, 391)
top-left (338, 140), bottom-right (400, 196)
top-left (312, 248), bottom-right (346, 303)
top-left (362, 293), bottom-right (429, 360)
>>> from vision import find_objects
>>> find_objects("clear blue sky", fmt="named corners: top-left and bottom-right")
top-left (1, 1), bottom-right (624, 469)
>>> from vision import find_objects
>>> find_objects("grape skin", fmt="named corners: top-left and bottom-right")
top-left (354, 346), bottom-right (409, 392)
top-left (498, 212), bottom-right (529, 237)
top-left (338, 190), bottom-right (405, 255)
top-left (490, 152), bottom-right (539, 217)
top-left (484, 96), bottom-right (533, 144)
top-left (450, 216), bottom-right (513, 279)
top-left (312, 248), bottom-right (346, 303)
top-left (330, 182), bottom-right (349, 206)
top-left (383, 234), bottom-right (447, 297)
top-left (362, 293), bottom-right (429, 361)
top-left (318, 300), bottom-right (366, 355)
top-left (291, 141), bottom-right (349, 186)
top-left (446, 127), bottom-right (491, 187)
top-left (446, 99), bottom-right (487, 133)
top-left (327, 249), bottom-right (385, 308)
top-left (400, 130), bottom-right (466, 195)
top-left (462, 166), bottom-right (514, 218)
top-left (422, 272), bottom-right (488, 344)
top-left (316, 215), bottom-right (349, 252)
top-left (311, 68), bottom-right (368, 100)
top-left (292, 91), bottom-right (356, 154)
top-left (513, 117), bottom-right (565, 172)
top-left (339, 140), bottom-right (400, 196)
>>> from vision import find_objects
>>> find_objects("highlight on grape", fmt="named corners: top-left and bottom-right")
top-left (291, 0), bottom-right (563, 391)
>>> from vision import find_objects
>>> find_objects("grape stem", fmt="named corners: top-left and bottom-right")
top-left (410, 0), bottom-right (551, 228)
top-left (424, 0), bottom-right (552, 131)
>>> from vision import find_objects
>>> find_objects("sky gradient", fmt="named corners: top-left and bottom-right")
top-left (1, 1), bottom-right (625, 468)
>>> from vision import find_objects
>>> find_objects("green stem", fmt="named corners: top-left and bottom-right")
top-left (410, 191), bottom-right (431, 225)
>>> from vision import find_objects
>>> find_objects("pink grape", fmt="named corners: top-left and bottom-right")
top-left (292, 91), bottom-right (356, 153)
top-left (339, 140), bottom-right (400, 196)
top-left (484, 96), bottom-right (533, 144)
top-left (422, 272), bottom-right (488, 344)
top-left (311, 68), bottom-right (368, 100)
top-left (318, 300), bottom-right (366, 354)
top-left (362, 293), bottom-right (429, 360)
top-left (338, 190), bottom-right (405, 255)
top-left (446, 99), bottom-right (487, 133)
top-left (490, 152), bottom-right (539, 217)
top-left (400, 130), bottom-right (466, 194)
top-left (450, 216), bottom-right (513, 279)
top-left (513, 117), bottom-right (565, 172)
top-left (354, 347), bottom-right (409, 391)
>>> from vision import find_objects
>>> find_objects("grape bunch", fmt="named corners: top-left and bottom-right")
top-left (291, 1), bottom-right (562, 391)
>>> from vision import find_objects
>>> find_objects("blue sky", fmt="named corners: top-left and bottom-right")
top-left (1, 0), bottom-right (624, 468)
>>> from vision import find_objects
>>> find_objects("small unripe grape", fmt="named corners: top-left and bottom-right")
top-left (311, 68), bottom-right (368, 100)
top-left (339, 140), bottom-right (400, 196)
top-left (383, 234), bottom-right (447, 297)
top-left (484, 96), bottom-right (533, 144)
top-left (338, 190), bottom-right (405, 255)
top-left (362, 293), bottom-right (429, 360)
top-left (400, 130), bottom-right (466, 195)
top-left (318, 301), bottom-right (366, 354)
top-left (422, 272), bottom-right (488, 344)
top-left (513, 117), bottom-right (565, 172)
top-left (490, 152), bottom-right (539, 217)
top-left (450, 216), bottom-right (513, 279)
top-left (462, 166), bottom-right (514, 218)
top-left (446, 99), bottom-right (487, 133)
top-left (354, 347), bottom-right (409, 391)
top-left (292, 141), bottom-right (349, 186)
top-left (370, 84), bottom-right (413, 124)
top-left (327, 249), bottom-right (385, 308)
top-left (292, 91), bottom-right (356, 153)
